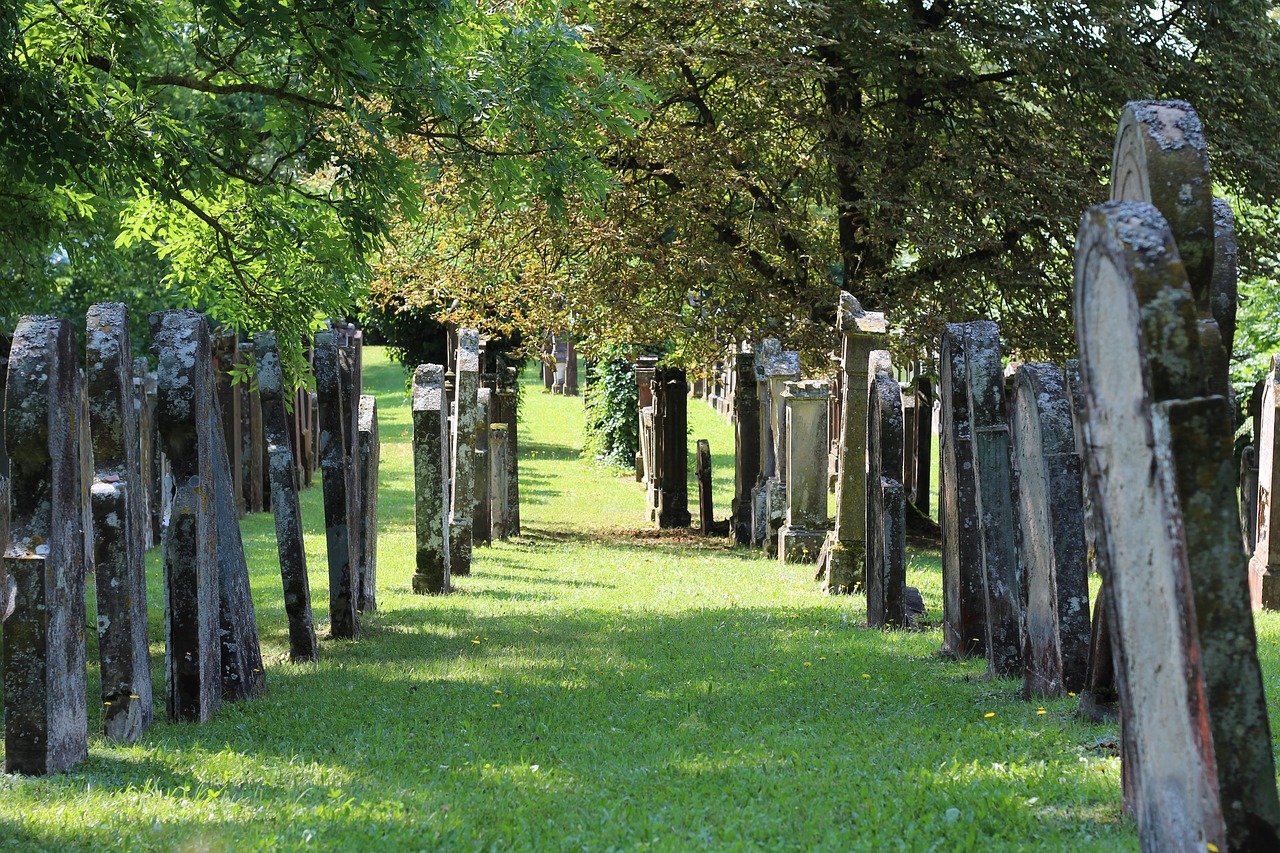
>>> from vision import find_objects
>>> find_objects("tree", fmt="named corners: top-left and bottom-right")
top-left (1, 0), bottom-right (638, 381)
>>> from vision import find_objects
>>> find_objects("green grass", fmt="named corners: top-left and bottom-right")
top-left (0, 346), bottom-right (1188, 850)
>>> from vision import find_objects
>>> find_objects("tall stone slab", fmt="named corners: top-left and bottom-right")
top-left (1076, 200), bottom-right (1280, 852)
top-left (255, 332), bottom-right (317, 661)
top-left (1251, 356), bottom-right (1280, 609)
top-left (86, 304), bottom-right (153, 742)
top-left (731, 350), bottom-right (760, 545)
top-left (338, 343), bottom-right (363, 600)
top-left (1010, 363), bottom-right (1090, 698)
top-left (824, 294), bottom-right (888, 593)
top-left (3, 317), bottom-right (87, 774)
top-left (132, 356), bottom-right (155, 551)
top-left (213, 330), bottom-right (245, 516)
top-left (749, 340), bottom-right (780, 547)
top-left (696, 439), bottom-right (714, 534)
top-left (315, 330), bottom-right (358, 638)
top-left (964, 322), bottom-right (1022, 678)
top-left (243, 343), bottom-right (265, 514)
top-left (490, 423), bottom-right (510, 541)
top-left (865, 357), bottom-right (906, 628)
top-left (910, 376), bottom-right (933, 517)
top-left (151, 310), bottom-right (221, 723)
top-left (1211, 199), bottom-right (1238, 366)
top-left (473, 388), bottom-right (492, 548)
top-left (496, 365), bottom-right (520, 535)
top-left (939, 324), bottom-right (985, 660)
top-left (413, 365), bottom-right (451, 594)
top-left (778, 380), bottom-right (829, 562)
top-left (761, 347), bottom-right (800, 555)
top-left (0, 337), bottom-right (10, 621)
top-left (654, 366), bottom-right (692, 528)
top-left (450, 330), bottom-right (480, 575)
top-left (357, 395), bottom-right (379, 613)
top-left (634, 356), bottom-right (659, 482)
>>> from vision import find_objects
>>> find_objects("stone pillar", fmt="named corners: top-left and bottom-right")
top-left (131, 357), bottom-right (155, 551)
top-left (824, 294), bottom-right (887, 593)
top-left (640, 407), bottom-right (657, 521)
top-left (357, 395), bottom-right (379, 614)
top-left (413, 365), bottom-right (451, 594)
top-left (1009, 362), bottom-right (1090, 698)
top-left (255, 331), bottom-right (318, 662)
top-left (214, 330), bottom-right (245, 516)
top-left (339, 343), bottom-right (363, 599)
top-left (4, 316), bottom-right (87, 774)
top-left (866, 356), bottom-right (906, 627)
top-left (761, 345), bottom-right (800, 557)
top-left (490, 423), bottom-right (509, 541)
top-left (939, 324), bottom-right (985, 660)
top-left (245, 343), bottom-right (265, 514)
top-left (634, 357), bottom-right (658, 481)
top-left (142, 367), bottom-right (163, 545)
top-left (654, 366), bottom-right (691, 528)
top-left (86, 304), bottom-right (153, 743)
top-left (315, 330), bottom-right (358, 638)
top-left (1252, 357), bottom-right (1280, 608)
top-left (495, 365), bottom-right (521, 535)
top-left (731, 350), bottom-right (759, 546)
top-left (565, 339), bottom-right (579, 396)
top-left (450, 330), bottom-right (480, 575)
top-left (750, 340), bottom-right (779, 548)
top-left (778, 379), bottom-right (829, 563)
top-left (473, 388), bottom-right (491, 548)
top-left (696, 439), bottom-right (713, 534)
top-left (151, 310), bottom-right (221, 723)
top-left (1076, 197), bottom-right (1280, 851)
top-left (911, 376), bottom-right (933, 517)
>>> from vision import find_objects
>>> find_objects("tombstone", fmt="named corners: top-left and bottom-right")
top-left (495, 365), bottom-right (521, 535)
top-left (131, 357), bottom-right (155, 551)
top-left (473, 388), bottom-right (492, 548)
top-left (213, 330), bottom-right (245, 516)
top-left (635, 357), bottom-right (659, 481)
top-left (962, 322), bottom-right (1022, 678)
top-left (243, 343), bottom-right (265, 514)
top-left (413, 365), bottom-right (451, 594)
top-left (0, 339), bottom-right (11, 619)
top-left (85, 304), bottom-right (153, 742)
top-left (565, 339), bottom-right (579, 396)
top-left (1009, 362), bottom-right (1090, 698)
top-left (696, 439), bottom-right (714, 534)
top-left (450, 330), bottom-right (480, 575)
top-left (939, 324), bottom-right (986, 660)
top-left (654, 366), bottom-right (692, 528)
top-left (731, 350), bottom-right (760, 545)
top-left (1211, 199), bottom-right (1238, 366)
top-left (865, 357), bottom-right (906, 627)
top-left (1242, 445), bottom-right (1259, 553)
top-left (357, 395), bottom-right (379, 614)
top-left (778, 379), bottom-right (829, 563)
top-left (3, 316), bottom-right (87, 774)
top-left (151, 310), bottom-right (222, 723)
top-left (1251, 357), bottom-right (1280, 609)
top-left (255, 332), bottom-right (318, 662)
top-left (750, 340), bottom-right (780, 548)
top-left (761, 346), bottom-right (800, 556)
top-left (1076, 199), bottom-right (1280, 851)
top-left (823, 294), bottom-right (888, 593)
top-left (910, 376), bottom-right (933, 517)
top-left (78, 369), bottom-right (94, 579)
top-left (338, 343), bottom-right (363, 602)
top-left (315, 330), bottom-right (359, 638)
top-left (490, 423), bottom-right (510, 541)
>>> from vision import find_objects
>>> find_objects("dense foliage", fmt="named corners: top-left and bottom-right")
top-left (584, 355), bottom-right (640, 469)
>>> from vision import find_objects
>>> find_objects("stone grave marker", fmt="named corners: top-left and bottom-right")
top-left (750, 339), bottom-right (780, 548)
top-left (654, 366), bottom-right (692, 528)
top-left (490, 423), bottom-right (510, 541)
top-left (1076, 199), bottom-right (1280, 851)
top-left (255, 331), bottom-right (317, 661)
top-left (696, 439), bottom-right (713, 534)
top-left (473, 387), bottom-right (491, 548)
top-left (732, 350), bottom-right (760, 545)
top-left (86, 304), bottom-right (153, 742)
top-left (339, 343), bottom-right (363, 599)
top-left (413, 364), bottom-right (451, 594)
top-left (778, 380), bottom-right (829, 563)
top-left (865, 355), bottom-right (906, 628)
top-left (3, 316), bottom-right (87, 774)
top-left (450, 329), bottom-right (480, 575)
top-left (151, 310), bottom-right (222, 722)
top-left (1009, 362), bottom-right (1089, 697)
top-left (1250, 356), bottom-right (1280, 609)
top-left (315, 330), bottom-right (359, 638)
top-left (357, 395), bottom-right (379, 613)
top-left (0, 338), bottom-right (11, 621)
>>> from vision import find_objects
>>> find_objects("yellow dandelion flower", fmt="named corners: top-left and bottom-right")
top-left (1068, 692), bottom-right (1077, 697)
top-left (804, 661), bottom-right (812, 667)
top-left (491, 703), bottom-right (501, 709)
top-left (1036, 708), bottom-right (1047, 716)
top-left (984, 712), bottom-right (996, 719)
top-left (569, 666), bottom-right (577, 671)
top-left (862, 673), bottom-right (871, 679)
top-left (494, 689), bottom-right (503, 694)
top-left (129, 694), bottom-right (140, 700)
top-left (819, 656), bottom-right (827, 661)
top-left (1208, 844), bottom-right (1220, 852)
top-left (471, 639), bottom-right (481, 645)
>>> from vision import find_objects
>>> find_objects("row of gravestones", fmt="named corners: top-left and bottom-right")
top-left (1, 307), bottom-right (381, 777)
top-left (635, 359), bottom-right (694, 529)
top-left (410, 329), bottom-right (521, 594)
top-left (542, 335), bottom-right (579, 397)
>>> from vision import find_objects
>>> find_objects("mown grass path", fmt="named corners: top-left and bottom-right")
top-left (0, 345), bottom-right (1218, 850)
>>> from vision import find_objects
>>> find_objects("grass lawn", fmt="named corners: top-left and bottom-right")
top-left (7, 345), bottom-right (1275, 850)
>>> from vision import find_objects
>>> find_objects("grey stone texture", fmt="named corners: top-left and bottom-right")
top-left (696, 438), bottom-right (714, 534)
top-left (315, 330), bottom-right (359, 638)
top-left (732, 350), bottom-right (760, 545)
top-left (86, 303), bottom-right (153, 742)
top-left (255, 331), bottom-right (318, 662)
top-left (865, 355), bottom-right (906, 628)
top-left (3, 316), bottom-right (88, 774)
top-left (413, 364), bottom-right (451, 594)
top-left (779, 379), bottom-right (829, 563)
top-left (450, 330), bottom-right (480, 575)
top-left (151, 309), bottom-right (222, 723)
top-left (1075, 199), bottom-right (1280, 852)
top-left (357, 395), bottom-right (379, 614)
top-left (473, 388), bottom-right (491, 548)
top-left (1009, 362), bottom-right (1090, 698)
top-left (489, 423), bottom-right (510, 541)
top-left (1252, 357), bottom-right (1280, 609)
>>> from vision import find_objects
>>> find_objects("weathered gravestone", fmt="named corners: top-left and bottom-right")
top-left (255, 332), bottom-right (318, 662)
top-left (315, 330), bottom-right (359, 638)
top-left (761, 346), bottom-right (800, 555)
top-left (495, 364), bottom-right (520, 535)
top-left (450, 329), bottom-right (480, 575)
top-left (654, 366), bottom-right (692, 529)
top-left (1242, 444), bottom-right (1259, 553)
top-left (357, 395), bottom-right (379, 614)
top-left (489, 423), bottom-right (510, 541)
top-left (634, 356), bottom-right (658, 482)
top-left (778, 380), bottom-right (829, 563)
top-left (413, 364), bottom-right (451, 594)
top-left (696, 439), bottom-right (714, 534)
top-left (939, 324), bottom-right (985, 660)
top-left (152, 310), bottom-right (222, 722)
top-left (822, 294), bottom-right (888, 593)
top-left (473, 388), bottom-right (492, 548)
top-left (1009, 362), bottom-right (1089, 698)
top-left (132, 357), bottom-right (155, 551)
top-left (3, 317), bottom-right (87, 774)
top-left (243, 342), bottom-right (265, 514)
top-left (86, 304), bottom-right (153, 742)
top-left (749, 340), bottom-right (778, 548)
top-left (1076, 200), bottom-right (1280, 852)
top-left (1250, 356), bottom-right (1280, 609)
top-left (0, 338), bottom-right (12, 621)
top-left (339, 343), bottom-right (363, 602)
top-left (731, 350), bottom-right (760, 545)
top-left (865, 355), bottom-right (906, 628)
top-left (213, 330), bottom-right (245, 516)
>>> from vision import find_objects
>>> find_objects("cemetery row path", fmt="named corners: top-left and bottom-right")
top-left (0, 347), bottom-right (1155, 850)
